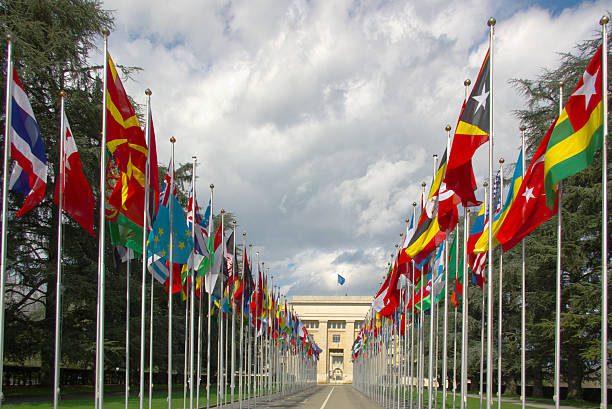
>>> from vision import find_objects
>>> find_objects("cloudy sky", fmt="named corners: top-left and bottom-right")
top-left (101, 0), bottom-right (608, 298)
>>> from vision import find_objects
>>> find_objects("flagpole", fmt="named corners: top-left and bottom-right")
top-left (554, 82), bottom-right (563, 409)
top-left (409, 202), bottom-right (416, 409)
top-left (196, 266), bottom-right (204, 409)
top-left (95, 28), bottom-right (110, 409)
top-left (599, 15), bottom-right (609, 409)
top-left (480, 182), bottom-right (488, 409)
top-left (442, 123), bottom-right (452, 409)
top-left (206, 184), bottom-right (214, 409)
top-left (453, 225), bottom-right (460, 409)
top-left (52, 90), bottom-right (67, 409)
top-left (418, 181), bottom-right (426, 409)
top-left (428, 155), bottom-right (438, 409)
top-left (255, 251), bottom-right (260, 408)
top-left (148, 266), bottom-right (155, 409)
top-left (189, 157), bottom-right (197, 409)
top-left (497, 157), bottom-right (504, 409)
top-left (126, 256), bottom-right (131, 409)
top-left (486, 17), bottom-right (496, 409)
top-left (184, 285), bottom-right (189, 409)
top-left (139, 87), bottom-right (153, 409)
top-left (519, 124), bottom-right (527, 409)
top-left (247, 244), bottom-right (253, 409)
top-left (239, 232), bottom-right (246, 409)
top-left (218, 209), bottom-right (226, 407)
top-left (460, 208), bottom-right (470, 409)
top-left (168, 136), bottom-right (176, 409)
top-left (231, 222), bottom-right (237, 405)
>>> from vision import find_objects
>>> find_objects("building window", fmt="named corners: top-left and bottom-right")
top-left (304, 321), bottom-right (319, 329)
top-left (329, 321), bottom-right (346, 330)
top-left (331, 355), bottom-right (343, 365)
top-left (354, 321), bottom-right (363, 330)
top-left (332, 334), bottom-right (341, 343)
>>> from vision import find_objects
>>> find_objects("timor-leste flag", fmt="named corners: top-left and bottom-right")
top-left (497, 120), bottom-right (558, 252)
top-left (106, 52), bottom-right (148, 226)
top-left (544, 45), bottom-right (603, 207)
top-left (404, 150), bottom-right (448, 263)
top-left (444, 49), bottom-right (490, 208)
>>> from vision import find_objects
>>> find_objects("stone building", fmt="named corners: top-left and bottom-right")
top-left (290, 295), bottom-right (372, 384)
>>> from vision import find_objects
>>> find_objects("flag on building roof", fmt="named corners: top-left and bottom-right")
top-left (544, 45), bottom-right (603, 208)
top-left (8, 69), bottom-right (48, 216)
top-left (337, 274), bottom-right (346, 285)
top-left (443, 49), bottom-right (490, 208)
top-left (54, 110), bottom-right (95, 235)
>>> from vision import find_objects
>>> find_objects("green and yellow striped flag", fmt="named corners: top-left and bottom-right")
top-left (544, 45), bottom-right (604, 207)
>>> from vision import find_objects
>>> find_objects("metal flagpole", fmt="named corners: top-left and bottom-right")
top-left (247, 244), bottom-right (253, 409)
top-left (206, 184), bottom-right (214, 409)
top-left (184, 285), bottom-right (189, 409)
top-left (168, 137), bottom-right (177, 409)
top-left (218, 210), bottom-right (226, 407)
top-left (460, 209), bottom-right (470, 409)
top-left (519, 124), bottom-right (527, 409)
top-left (0, 34), bottom-right (13, 407)
top-left (599, 15), bottom-right (609, 409)
top-left (148, 267), bottom-right (155, 409)
top-left (480, 182), bottom-right (488, 409)
top-left (428, 155), bottom-right (438, 409)
top-left (230, 222), bottom-right (237, 404)
top-left (53, 91), bottom-right (67, 409)
top-left (409, 202), bottom-right (417, 409)
top-left (453, 300), bottom-right (458, 409)
top-left (554, 81), bottom-right (563, 409)
top-left (419, 182), bottom-right (426, 409)
top-left (126, 257), bottom-right (131, 409)
top-left (239, 232), bottom-right (246, 409)
top-left (140, 88), bottom-right (153, 409)
top-left (196, 270), bottom-right (204, 409)
top-left (189, 157), bottom-right (197, 409)
top-left (486, 17), bottom-right (496, 409)
top-left (443, 123), bottom-right (453, 409)
top-left (254, 251), bottom-right (260, 408)
top-left (95, 29), bottom-right (110, 409)
top-left (497, 157), bottom-right (505, 409)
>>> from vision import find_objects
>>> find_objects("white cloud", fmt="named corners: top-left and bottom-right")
top-left (100, 0), bottom-right (609, 296)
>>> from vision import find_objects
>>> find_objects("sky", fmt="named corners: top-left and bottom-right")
top-left (100, 0), bottom-right (608, 298)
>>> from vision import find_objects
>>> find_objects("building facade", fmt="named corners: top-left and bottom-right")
top-left (290, 295), bottom-right (372, 384)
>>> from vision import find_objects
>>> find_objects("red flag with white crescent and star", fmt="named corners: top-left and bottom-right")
top-left (496, 119), bottom-right (559, 252)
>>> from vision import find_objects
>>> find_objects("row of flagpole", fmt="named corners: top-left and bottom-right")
top-left (353, 15), bottom-right (609, 409)
top-left (0, 29), bottom-right (322, 409)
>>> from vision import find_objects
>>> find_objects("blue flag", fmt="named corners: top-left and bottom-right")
top-left (147, 194), bottom-right (194, 265)
top-left (337, 274), bottom-right (346, 285)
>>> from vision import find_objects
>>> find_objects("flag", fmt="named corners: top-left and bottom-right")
top-left (187, 186), bottom-right (208, 258)
top-left (544, 45), bottom-right (603, 207)
top-left (242, 247), bottom-right (255, 309)
top-left (337, 274), bottom-right (346, 285)
top-left (448, 234), bottom-right (464, 308)
top-left (497, 120), bottom-right (558, 252)
top-left (203, 223), bottom-right (223, 294)
top-left (467, 202), bottom-right (487, 288)
top-left (54, 110), bottom-right (95, 235)
top-left (105, 52), bottom-right (148, 226)
top-left (8, 69), bottom-right (48, 216)
top-left (372, 259), bottom-right (401, 317)
top-left (444, 49), bottom-right (490, 207)
top-left (146, 111), bottom-right (159, 225)
top-left (147, 162), bottom-right (193, 264)
top-left (405, 150), bottom-right (448, 262)
top-left (473, 149), bottom-right (524, 253)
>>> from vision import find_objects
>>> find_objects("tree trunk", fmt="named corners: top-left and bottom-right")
top-left (532, 366), bottom-right (544, 397)
top-left (565, 352), bottom-right (583, 401)
top-left (504, 376), bottom-right (518, 396)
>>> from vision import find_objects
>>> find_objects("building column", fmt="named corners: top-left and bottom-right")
top-left (318, 320), bottom-right (328, 384)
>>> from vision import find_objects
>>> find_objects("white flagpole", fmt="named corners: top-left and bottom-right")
top-left (428, 154), bottom-right (438, 409)
top-left (0, 34), bottom-right (13, 407)
top-left (53, 90), bottom-right (67, 409)
top-left (184, 287), bottom-right (189, 409)
top-left (218, 209), bottom-right (226, 406)
top-left (139, 88), bottom-right (153, 409)
top-left (409, 203), bottom-right (416, 409)
top-left (196, 270), bottom-right (203, 409)
top-left (238, 232), bottom-right (246, 409)
top-left (189, 157), bottom-right (197, 409)
top-left (599, 15), bottom-right (609, 409)
top-left (230, 221), bottom-right (238, 404)
top-left (442, 123), bottom-right (452, 409)
top-left (168, 136), bottom-right (176, 409)
top-left (254, 251), bottom-right (260, 408)
top-left (497, 157), bottom-right (505, 409)
top-left (206, 184), bottom-right (214, 409)
top-left (148, 267), bottom-right (155, 409)
top-left (460, 209), bottom-right (470, 409)
top-left (554, 82), bottom-right (563, 409)
top-left (486, 17), bottom-right (496, 409)
top-left (95, 29), bottom-right (110, 409)
top-left (418, 181), bottom-right (426, 409)
top-left (519, 124), bottom-right (527, 409)
top-left (126, 257), bottom-right (131, 409)
top-left (480, 183), bottom-right (488, 409)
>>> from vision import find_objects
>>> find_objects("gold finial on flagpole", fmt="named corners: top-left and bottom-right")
top-left (145, 88), bottom-right (152, 96)
top-left (445, 124), bottom-right (451, 132)
top-left (600, 15), bottom-right (609, 25)
top-left (487, 17), bottom-right (496, 27)
top-left (170, 136), bottom-right (176, 143)
top-left (464, 79), bottom-right (471, 87)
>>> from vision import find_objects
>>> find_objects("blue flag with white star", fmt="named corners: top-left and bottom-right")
top-left (147, 194), bottom-right (194, 264)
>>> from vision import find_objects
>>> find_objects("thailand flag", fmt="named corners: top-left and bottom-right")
top-left (9, 69), bottom-right (48, 216)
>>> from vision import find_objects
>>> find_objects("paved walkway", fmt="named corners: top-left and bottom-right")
top-left (219, 385), bottom-right (380, 409)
